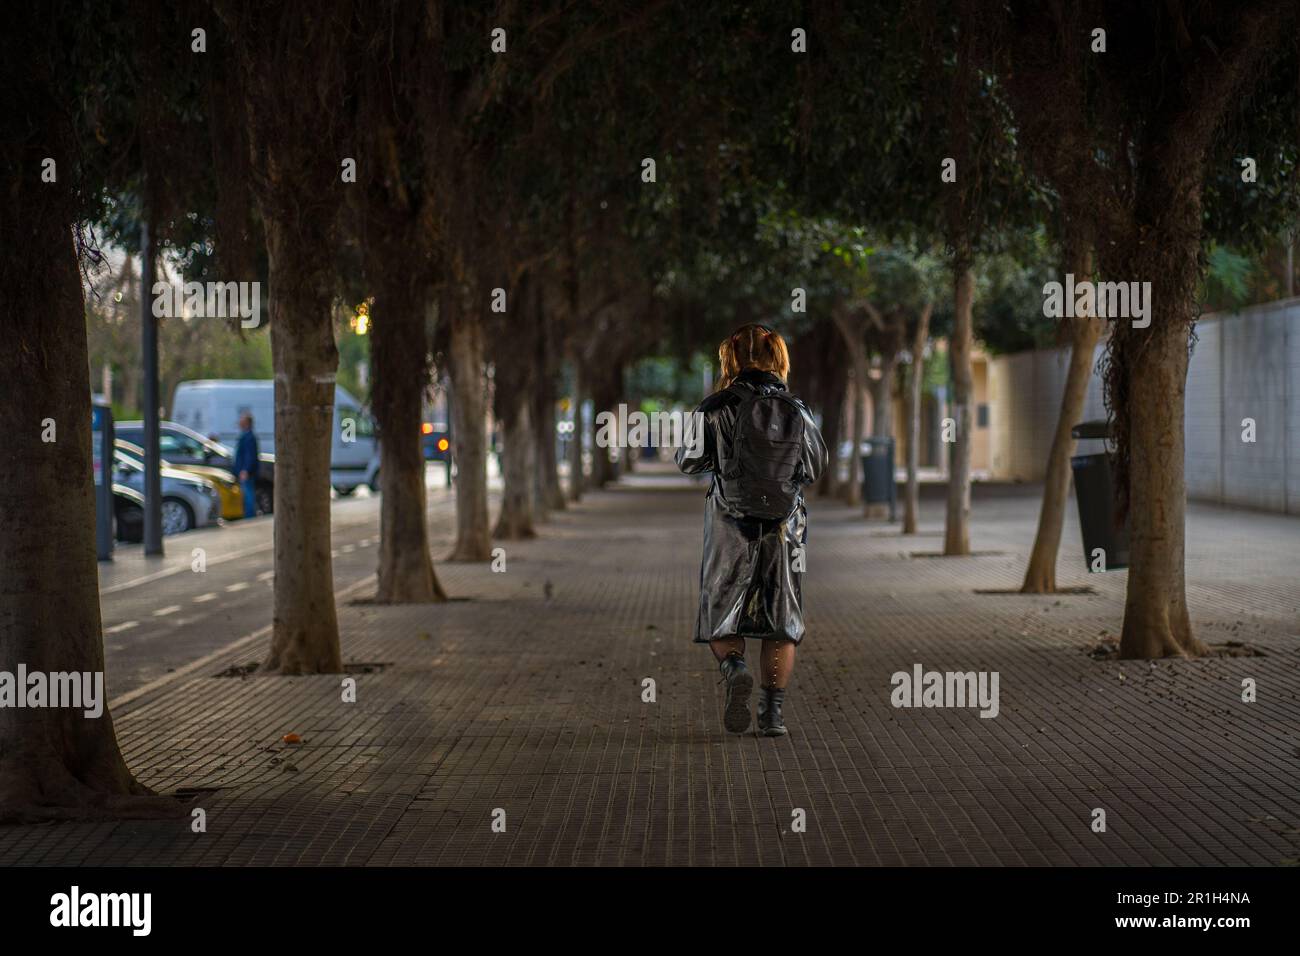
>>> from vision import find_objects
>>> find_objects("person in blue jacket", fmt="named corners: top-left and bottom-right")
top-left (234, 413), bottom-right (260, 518)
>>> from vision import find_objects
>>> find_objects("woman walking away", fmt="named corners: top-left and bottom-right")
top-left (676, 325), bottom-right (827, 736)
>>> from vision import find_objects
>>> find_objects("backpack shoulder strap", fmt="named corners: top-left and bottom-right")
top-left (720, 383), bottom-right (759, 479)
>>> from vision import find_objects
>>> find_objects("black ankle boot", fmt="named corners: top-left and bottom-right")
top-left (756, 687), bottom-right (787, 736)
top-left (718, 653), bottom-right (753, 734)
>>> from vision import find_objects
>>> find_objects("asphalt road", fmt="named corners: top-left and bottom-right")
top-left (96, 467), bottom-right (459, 700)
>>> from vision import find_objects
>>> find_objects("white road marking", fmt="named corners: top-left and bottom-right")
top-left (225, 581), bottom-right (250, 592)
top-left (99, 540), bottom-right (274, 595)
top-left (330, 550), bottom-right (339, 558)
top-left (154, 605), bottom-right (181, 617)
top-left (105, 621), bottom-right (139, 634)
top-left (98, 508), bottom-right (407, 597)
top-left (109, 574), bottom-right (379, 713)
top-left (341, 544), bottom-right (355, 554)
top-left (194, 592), bottom-right (218, 603)
top-left (256, 570), bottom-right (275, 581)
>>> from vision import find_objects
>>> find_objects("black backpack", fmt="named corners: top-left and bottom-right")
top-left (720, 383), bottom-right (806, 520)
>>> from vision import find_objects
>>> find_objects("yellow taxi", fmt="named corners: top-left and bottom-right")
top-left (116, 439), bottom-right (245, 521)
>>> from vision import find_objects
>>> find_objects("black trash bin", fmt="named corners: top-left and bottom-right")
top-left (860, 436), bottom-right (896, 521)
top-left (1070, 420), bottom-right (1129, 571)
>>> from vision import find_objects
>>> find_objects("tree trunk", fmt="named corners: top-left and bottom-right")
top-left (989, 0), bottom-right (1288, 654)
top-left (533, 340), bottom-right (565, 516)
top-left (832, 309), bottom-right (867, 506)
top-left (538, 403), bottom-right (564, 512)
top-left (865, 354), bottom-right (898, 518)
top-left (371, 281), bottom-right (446, 603)
top-left (446, 299), bottom-right (492, 561)
top-left (0, 192), bottom-right (173, 823)
top-left (1021, 249), bottom-right (1103, 594)
top-left (537, 397), bottom-right (564, 511)
top-left (1103, 173), bottom-right (1209, 656)
top-left (531, 393), bottom-right (551, 522)
top-left (843, 369), bottom-right (865, 506)
top-left (262, 216), bottom-right (342, 673)
top-left (591, 367), bottom-right (620, 488)
top-left (902, 303), bottom-right (932, 534)
top-left (812, 334), bottom-right (848, 499)
top-left (1117, 316), bottom-right (1202, 657)
top-left (943, 264), bottom-right (975, 556)
top-left (621, 366), bottom-right (639, 474)
top-left (568, 361), bottom-right (585, 501)
top-left (1097, 156), bottom-right (1210, 658)
top-left (493, 385), bottom-right (537, 539)
top-left (221, 0), bottom-right (347, 673)
top-left (818, 390), bottom-right (843, 498)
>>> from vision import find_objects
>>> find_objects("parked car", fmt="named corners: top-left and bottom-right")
top-left (115, 420), bottom-right (275, 516)
top-left (110, 447), bottom-right (220, 535)
top-left (170, 379), bottom-right (379, 495)
top-left (116, 439), bottom-right (243, 521)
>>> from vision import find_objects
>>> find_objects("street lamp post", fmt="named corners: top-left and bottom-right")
top-left (141, 221), bottom-right (163, 556)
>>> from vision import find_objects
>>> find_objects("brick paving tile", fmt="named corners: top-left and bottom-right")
top-left (2, 466), bottom-right (1298, 866)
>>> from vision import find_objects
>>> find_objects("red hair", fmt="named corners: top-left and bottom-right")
top-left (718, 324), bottom-right (790, 389)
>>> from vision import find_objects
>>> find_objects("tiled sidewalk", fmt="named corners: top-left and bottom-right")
top-left (4, 470), bottom-right (1299, 865)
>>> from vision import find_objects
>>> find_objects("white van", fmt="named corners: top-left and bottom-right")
top-left (171, 379), bottom-right (380, 494)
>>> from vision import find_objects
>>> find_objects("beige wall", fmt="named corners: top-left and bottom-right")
top-left (871, 345), bottom-right (992, 474)
top-left (984, 298), bottom-right (1300, 514)
top-left (971, 354), bottom-right (990, 473)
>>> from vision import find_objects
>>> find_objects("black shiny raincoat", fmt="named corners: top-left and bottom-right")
top-left (675, 369), bottom-right (828, 644)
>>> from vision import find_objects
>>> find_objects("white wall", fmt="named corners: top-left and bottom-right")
top-left (987, 298), bottom-right (1298, 514)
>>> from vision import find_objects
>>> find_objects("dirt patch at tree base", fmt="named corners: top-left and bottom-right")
top-left (974, 586), bottom-right (1098, 595)
top-left (349, 595), bottom-right (472, 606)
top-left (1085, 638), bottom-right (1265, 660)
top-left (214, 660), bottom-right (392, 678)
top-left (907, 550), bottom-right (1007, 558)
